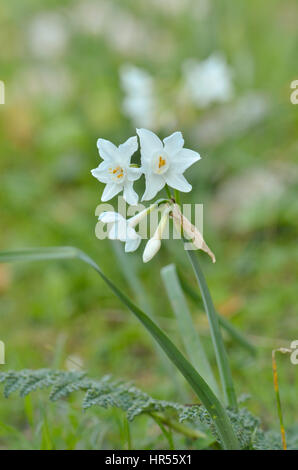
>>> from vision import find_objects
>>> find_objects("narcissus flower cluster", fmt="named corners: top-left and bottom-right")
top-left (92, 129), bottom-right (200, 204)
top-left (92, 129), bottom-right (215, 263)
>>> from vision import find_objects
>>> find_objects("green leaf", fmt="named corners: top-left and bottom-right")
top-left (161, 264), bottom-right (219, 396)
top-left (186, 250), bottom-right (238, 410)
top-left (0, 247), bottom-right (240, 449)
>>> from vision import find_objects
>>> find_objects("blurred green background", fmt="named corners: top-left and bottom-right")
top-left (0, 0), bottom-right (297, 449)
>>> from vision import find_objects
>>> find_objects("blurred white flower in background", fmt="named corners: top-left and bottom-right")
top-left (183, 53), bottom-right (234, 108)
top-left (27, 12), bottom-right (69, 59)
top-left (120, 65), bottom-right (156, 128)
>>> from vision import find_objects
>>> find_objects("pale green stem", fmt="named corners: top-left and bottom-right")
top-left (165, 184), bottom-right (172, 199)
top-left (174, 189), bottom-right (180, 205)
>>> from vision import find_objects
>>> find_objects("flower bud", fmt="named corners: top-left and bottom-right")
top-left (142, 206), bottom-right (170, 263)
top-left (142, 238), bottom-right (161, 263)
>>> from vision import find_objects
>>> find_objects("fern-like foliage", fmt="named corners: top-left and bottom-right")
top-left (0, 369), bottom-right (296, 450)
top-left (0, 369), bottom-right (184, 418)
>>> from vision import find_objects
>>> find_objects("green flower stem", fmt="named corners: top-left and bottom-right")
top-left (174, 190), bottom-right (180, 205)
top-left (165, 184), bottom-right (172, 199)
top-left (0, 247), bottom-right (240, 449)
top-left (186, 249), bottom-right (238, 410)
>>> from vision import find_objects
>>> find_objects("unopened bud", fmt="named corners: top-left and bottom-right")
top-left (142, 238), bottom-right (161, 263)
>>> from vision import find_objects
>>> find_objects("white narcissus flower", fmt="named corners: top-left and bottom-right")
top-left (91, 136), bottom-right (141, 205)
top-left (98, 211), bottom-right (141, 252)
top-left (183, 53), bottom-right (234, 109)
top-left (137, 128), bottom-right (201, 201)
top-left (120, 65), bottom-right (156, 128)
top-left (98, 206), bottom-right (155, 252)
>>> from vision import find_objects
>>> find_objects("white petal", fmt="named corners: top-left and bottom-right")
top-left (137, 128), bottom-right (162, 161)
top-left (97, 138), bottom-right (118, 162)
top-left (164, 172), bottom-right (192, 192)
top-left (171, 148), bottom-right (201, 173)
top-left (101, 183), bottom-right (122, 201)
top-left (125, 236), bottom-right (141, 253)
top-left (109, 222), bottom-right (128, 241)
top-left (126, 167), bottom-right (142, 182)
top-left (142, 173), bottom-right (165, 201)
top-left (95, 161), bottom-right (110, 172)
top-left (163, 131), bottom-right (184, 156)
top-left (126, 225), bottom-right (140, 239)
top-left (98, 211), bottom-right (124, 223)
top-left (123, 181), bottom-right (138, 206)
top-left (142, 239), bottom-right (161, 263)
top-left (118, 136), bottom-right (138, 163)
top-left (91, 166), bottom-right (110, 183)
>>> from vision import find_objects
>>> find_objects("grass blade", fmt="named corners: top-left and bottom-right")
top-left (161, 264), bottom-right (219, 396)
top-left (186, 250), bottom-right (238, 410)
top-left (178, 270), bottom-right (256, 356)
top-left (0, 246), bottom-right (240, 449)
